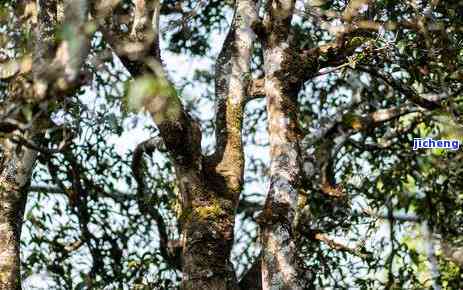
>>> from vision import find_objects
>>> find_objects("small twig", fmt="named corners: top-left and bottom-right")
top-left (11, 132), bottom-right (72, 155)
top-left (313, 62), bottom-right (352, 78)
top-left (11, 135), bottom-right (60, 154)
top-left (354, 208), bottom-right (421, 222)
top-left (313, 232), bottom-right (369, 258)
top-left (161, 0), bottom-right (208, 34)
top-left (29, 185), bottom-right (134, 203)
top-left (64, 239), bottom-right (84, 252)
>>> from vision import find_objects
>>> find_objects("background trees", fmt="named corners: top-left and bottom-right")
top-left (1, 0), bottom-right (462, 289)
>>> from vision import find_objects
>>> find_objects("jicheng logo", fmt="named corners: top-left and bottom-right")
top-left (412, 138), bottom-right (460, 150)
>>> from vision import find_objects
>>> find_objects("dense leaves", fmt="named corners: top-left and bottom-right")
top-left (1, 0), bottom-right (462, 289)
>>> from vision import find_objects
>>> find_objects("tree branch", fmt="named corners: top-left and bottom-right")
top-left (29, 185), bottom-right (134, 204)
top-left (212, 0), bottom-right (260, 195)
top-left (312, 232), bottom-right (369, 258)
top-left (348, 113), bottom-right (427, 150)
top-left (357, 66), bottom-right (450, 111)
top-left (93, 0), bottom-right (203, 169)
top-left (32, 0), bottom-right (91, 99)
top-left (308, 102), bottom-right (420, 146)
top-left (303, 101), bottom-right (419, 199)
top-left (132, 137), bottom-right (181, 269)
top-left (260, 1), bottom-right (303, 289)
top-left (0, 131), bottom-right (39, 289)
top-left (10, 131), bottom-right (72, 155)
top-left (354, 208), bottom-right (421, 222)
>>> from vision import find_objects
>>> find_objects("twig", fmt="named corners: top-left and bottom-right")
top-left (313, 62), bottom-right (352, 78)
top-left (312, 232), bottom-right (369, 258)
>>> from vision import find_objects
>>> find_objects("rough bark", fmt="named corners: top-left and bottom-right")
top-left (259, 1), bottom-right (305, 289)
top-left (0, 136), bottom-right (38, 290)
top-left (98, 1), bottom-right (259, 288)
top-left (180, 1), bottom-right (259, 288)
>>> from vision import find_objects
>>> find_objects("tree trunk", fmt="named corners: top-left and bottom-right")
top-left (0, 136), bottom-right (38, 290)
top-left (179, 175), bottom-right (239, 290)
top-left (260, 1), bottom-right (304, 289)
top-left (96, 0), bottom-right (259, 287)
top-left (181, 0), bottom-right (258, 288)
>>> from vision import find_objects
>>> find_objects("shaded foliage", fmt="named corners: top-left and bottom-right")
top-left (0, 0), bottom-right (462, 289)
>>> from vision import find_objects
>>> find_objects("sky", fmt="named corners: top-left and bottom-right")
top-left (19, 2), bottom-right (441, 288)
top-left (22, 7), bottom-right (269, 288)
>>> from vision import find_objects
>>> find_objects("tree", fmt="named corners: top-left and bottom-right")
top-left (1, 0), bottom-right (462, 289)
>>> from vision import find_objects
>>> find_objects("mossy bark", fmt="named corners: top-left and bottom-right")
top-left (180, 1), bottom-right (259, 288)
top-left (99, 0), bottom-right (260, 287)
top-left (180, 178), bottom-right (239, 290)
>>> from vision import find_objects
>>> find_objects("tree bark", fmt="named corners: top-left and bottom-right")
top-left (181, 0), bottom-right (259, 287)
top-left (0, 136), bottom-right (38, 290)
top-left (260, 1), bottom-right (304, 289)
top-left (97, 1), bottom-right (260, 288)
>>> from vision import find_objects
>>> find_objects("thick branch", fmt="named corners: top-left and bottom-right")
top-left (94, 0), bottom-right (202, 168)
top-left (290, 25), bottom-right (377, 82)
top-left (0, 2), bottom-right (89, 288)
top-left (92, 0), bottom-right (160, 76)
top-left (260, 1), bottom-right (304, 289)
top-left (212, 0), bottom-right (259, 195)
top-left (32, 0), bottom-right (91, 99)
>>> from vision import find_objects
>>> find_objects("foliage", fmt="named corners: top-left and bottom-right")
top-left (1, 0), bottom-right (462, 289)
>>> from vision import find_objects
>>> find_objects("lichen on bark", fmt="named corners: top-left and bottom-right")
top-left (259, 1), bottom-right (314, 289)
top-left (0, 136), bottom-right (38, 290)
